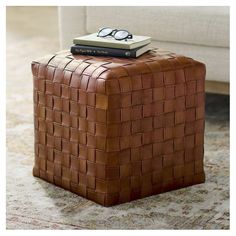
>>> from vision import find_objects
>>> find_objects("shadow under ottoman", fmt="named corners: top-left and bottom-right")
top-left (32, 49), bottom-right (206, 206)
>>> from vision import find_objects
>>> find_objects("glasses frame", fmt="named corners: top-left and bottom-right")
top-left (97, 27), bottom-right (133, 41)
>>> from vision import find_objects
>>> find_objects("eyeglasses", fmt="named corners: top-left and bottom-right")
top-left (97, 27), bottom-right (133, 41)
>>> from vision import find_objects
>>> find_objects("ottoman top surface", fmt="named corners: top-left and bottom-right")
top-left (32, 49), bottom-right (204, 82)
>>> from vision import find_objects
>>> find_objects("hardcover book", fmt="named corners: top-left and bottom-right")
top-left (73, 33), bottom-right (151, 50)
top-left (70, 44), bottom-right (151, 58)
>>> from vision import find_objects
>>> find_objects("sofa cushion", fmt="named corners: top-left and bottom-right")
top-left (86, 6), bottom-right (229, 48)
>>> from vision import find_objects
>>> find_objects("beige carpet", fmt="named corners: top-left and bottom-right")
top-left (6, 7), bottom-right (230, 229)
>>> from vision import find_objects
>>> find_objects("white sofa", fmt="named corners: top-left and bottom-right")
top-left (58, 6), bottom-right (229, 94)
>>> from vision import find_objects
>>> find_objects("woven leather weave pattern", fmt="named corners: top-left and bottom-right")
top-left (32, 49), bottom-right (206, 206)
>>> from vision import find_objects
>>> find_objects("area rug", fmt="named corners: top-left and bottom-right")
top-left (6, 7), bottom-right (229, 230)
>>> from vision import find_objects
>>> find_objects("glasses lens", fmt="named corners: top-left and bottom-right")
top-left (98, 28), bottom-right (113, 37)
top-left (114, 30), bottom-right (129, 40)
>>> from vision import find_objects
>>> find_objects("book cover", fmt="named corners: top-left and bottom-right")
top-left (73, 33), bottom-right (151, 50)
top-left (71, 44), bottom-right (151, 58)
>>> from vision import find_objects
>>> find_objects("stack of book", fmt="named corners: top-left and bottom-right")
top-left (71, 33), bottom-right (151, 58)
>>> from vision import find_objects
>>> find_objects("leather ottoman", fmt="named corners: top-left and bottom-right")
top-left (32, 49), bottom-right (206, 206)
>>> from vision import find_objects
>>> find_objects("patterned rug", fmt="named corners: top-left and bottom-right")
top-left (6, 7), bottom-right (229, 230)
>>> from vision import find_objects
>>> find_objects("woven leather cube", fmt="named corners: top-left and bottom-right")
top-left (32, 49), bottom-right (206, 206)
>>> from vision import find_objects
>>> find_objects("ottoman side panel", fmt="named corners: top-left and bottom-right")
top-left (102, 57), bottom-right (206, 206)
top-left (32, 53), bottom-right (118, 206)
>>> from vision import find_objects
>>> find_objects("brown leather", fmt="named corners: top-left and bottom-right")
top-left (32, 49), bottom-right (206, 206)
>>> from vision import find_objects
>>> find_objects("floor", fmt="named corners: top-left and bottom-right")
top-left (6, 7), bottom-right (230, 229)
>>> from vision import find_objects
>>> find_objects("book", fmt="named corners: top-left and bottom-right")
top-left (73, 33), bottom-right (151, 50)
top-left (71, 44), bottom-right (151, 58)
